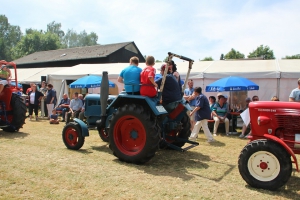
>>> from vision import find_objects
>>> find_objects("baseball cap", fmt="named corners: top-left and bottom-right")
top-left (298, 78), bottom-right (300, 82)
top-left (223, 95), bottom-right (228, 99)
top-left (245, 97), bottom-right (251, 102)
top-left (217, 93), bottom-right (223, 97)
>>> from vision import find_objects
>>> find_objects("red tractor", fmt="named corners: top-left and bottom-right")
top-left (0, 60), bottom-right (26, 132)
top-left (238, 101), bottom-right (300, 190)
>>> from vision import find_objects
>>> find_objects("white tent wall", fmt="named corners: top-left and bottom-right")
top-left (45, 59), bottom-right (300, 102)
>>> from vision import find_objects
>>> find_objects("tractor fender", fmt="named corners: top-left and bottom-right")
top-left (74, 118), bottom-right (89, 137)
top-left (108, 95), bottom-right (168, 116)
top-left (263, 134), bottom-right (299, 172)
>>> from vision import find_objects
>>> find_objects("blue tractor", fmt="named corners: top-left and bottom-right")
top-left (62, 52), bottom-right (198, 164)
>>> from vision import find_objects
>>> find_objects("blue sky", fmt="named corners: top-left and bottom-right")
top-left (2, 0), bottom-right (300, 61)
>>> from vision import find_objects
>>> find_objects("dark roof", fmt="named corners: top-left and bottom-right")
top-left (14, 41), bottom-right (133, 64)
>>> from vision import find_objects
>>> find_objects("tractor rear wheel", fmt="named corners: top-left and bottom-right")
top-left (109, 104), bottom-right (160, 164)
top-left (238, 139), bottom-right (292, 190)
top-left (62, 122), bottom-right (85, 150)
top-left (160, 113), bottom-right (191, 149)
top-left (2, 93), bottom-right (27, 132)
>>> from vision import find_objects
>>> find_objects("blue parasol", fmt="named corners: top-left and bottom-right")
top-left (205, 76), bottom-right (259, 92)
top-left (69, 75), bottom-right (115, 88)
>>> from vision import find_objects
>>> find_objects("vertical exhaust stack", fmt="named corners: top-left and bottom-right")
top-left (97, 71), bottom-right (109, 129)
top-left (101, 71), bottom-right (109, 116)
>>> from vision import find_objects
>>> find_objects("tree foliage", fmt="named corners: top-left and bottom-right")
top-left (61, 29), bottom-right (98, 48)
top-left (200, 57), bottom-right (213, 61)
top-left (284, 54), bottom-right (300, 59)
top-left (248, 45), bottom-right (275, 59)
top-left (224, 48), bottom-right (245, 59)
top-left (12, 30), bottom-right (61, 59)
top-left (0, 15), bottom-right (22, 61)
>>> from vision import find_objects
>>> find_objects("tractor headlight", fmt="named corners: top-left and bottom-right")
top-left (257, 116), bottom-right (270, 125)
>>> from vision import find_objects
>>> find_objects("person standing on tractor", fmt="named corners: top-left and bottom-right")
top-left (0, 65), bottom-right (12, 94)
top-left (140, 56), bottom-right (158, 98)
top-left (155, 64), bottom-right (181, 111)
top-left (289, 78), bottom-right (300, 102)
top-left (118, 56), bottom-right (142, 95)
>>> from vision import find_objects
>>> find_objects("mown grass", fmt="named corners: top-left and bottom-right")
top-left (0, 117), bottom-right (300, 200)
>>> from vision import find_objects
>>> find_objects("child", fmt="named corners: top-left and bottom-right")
top-left (50, 109), bottom-right (59, 124)
top-left (140, 56), bottom-right (157, 97)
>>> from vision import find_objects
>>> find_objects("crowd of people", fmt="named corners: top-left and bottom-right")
top-left (14, 57), bottom-right (300, 141)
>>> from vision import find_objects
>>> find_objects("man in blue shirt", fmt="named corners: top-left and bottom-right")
top-left (118, 56), bottom-right (142, 95)
top-left (56, 93), bottom-right (70, 122)
top-left (184, 80), bottom-right (196, 130)
top-left (189, 87), bottom-right (214, 142)
top-left (65, 92), bottom-right (83, 123)
top-left (289, 78), bottom-right (300, 102)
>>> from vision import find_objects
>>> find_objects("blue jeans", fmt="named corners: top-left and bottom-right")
top-left (56, 107), bottom-right (69, 120)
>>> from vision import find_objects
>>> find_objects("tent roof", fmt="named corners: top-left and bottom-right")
top-left (278, 59), bottom-right (300, 78)
top-left (198, 60), bottom-right (280, 79)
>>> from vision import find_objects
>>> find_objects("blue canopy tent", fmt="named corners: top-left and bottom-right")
top-left (205, 76), bottom-right (259, 92)
top-left (69, 75), bottom-right (115, 88)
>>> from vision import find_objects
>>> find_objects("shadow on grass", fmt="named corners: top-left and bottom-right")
top-left (91, 144), bottom-right (113, 155)
top-left (0, 130), bottom-right (29, 139)
top-left (238, 170), bottom-right (300, 199)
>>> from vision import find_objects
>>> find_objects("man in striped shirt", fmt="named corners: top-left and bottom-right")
top-left (212, 93), bottom-right (229, 136)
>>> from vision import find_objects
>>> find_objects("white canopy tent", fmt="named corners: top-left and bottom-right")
top-left (17, 59), bottom-right (296, 104)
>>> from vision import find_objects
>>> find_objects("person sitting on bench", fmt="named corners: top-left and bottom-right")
top-left (65, 92), bottom-right (83, 124)
top-left (212, 93), bottom-right (229, 136)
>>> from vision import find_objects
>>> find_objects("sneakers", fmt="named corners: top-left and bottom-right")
top-left (213, 133), bottom-right (217, 136)
top-left (239, 133), bottom-right (245, 138)
top-left (189, 137), bottom-right (197, 141)
top-left (226, 132), bottom-right (230, 136)
top-left (207, 139), bottom-right (215, 143)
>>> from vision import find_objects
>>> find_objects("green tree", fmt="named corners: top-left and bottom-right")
top-left (61, 29), bottom-right (98, 48)
top-left (284, 54), bottom-right (300, 59)
top-left (224, 48), bottom-right (245, 59)
top-left (47, 21), bottom-right (65, 41)
top-left (220, 53), bottom-right (224, 60)
top-left (0, 15), bottom-right (22, 61)
top-left (12, 29), bottom-right (61, 59)
top-left (200, 57), bottom-right (213, 61)
top-left (248, 45), bottom-right (275, 59)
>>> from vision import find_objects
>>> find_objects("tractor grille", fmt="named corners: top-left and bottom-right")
top-left (275, 114), bottom-right (300, 149)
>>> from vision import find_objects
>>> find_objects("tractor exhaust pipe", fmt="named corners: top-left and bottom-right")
top-left (96, 71), bottom-right (109, 129)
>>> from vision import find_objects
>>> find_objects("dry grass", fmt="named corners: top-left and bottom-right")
top-left (1, 117), bottom-right (300, 200)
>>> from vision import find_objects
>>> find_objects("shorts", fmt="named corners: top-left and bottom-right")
top-left (0, 79), bottom-right (8, 85)
top-left (187, 106), bottom-right (196, 122)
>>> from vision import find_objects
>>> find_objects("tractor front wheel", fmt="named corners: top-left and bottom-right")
top-left (62, 122), bottom-right (85, 150)
top-left (238, 139), bottom-right (292, 190)
top-left (109, 104), bottom-right (160, 164)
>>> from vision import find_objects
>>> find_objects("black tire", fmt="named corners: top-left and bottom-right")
top-left (98, 127), bottom-right (109, 142)
top-left (238, 139), bottom-right (292, 190)
top-left (160, 113), bottom-right (191, 149)
top-left (108, 104), bottom-right (160, 164)
top-left (62, 122), bottom-right (85, 150)
top-left (2, 93), bottom-right (27, 132)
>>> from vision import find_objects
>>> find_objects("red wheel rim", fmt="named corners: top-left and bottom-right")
top-left (113, 115), bottom-right (146, 156)
top-left (100, 128), bottom-right (108, 139)
top-left (65, 127), bottom-right (79, 147)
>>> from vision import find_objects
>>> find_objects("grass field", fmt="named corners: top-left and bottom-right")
top-left (1, 117), bottom-right (300, 200)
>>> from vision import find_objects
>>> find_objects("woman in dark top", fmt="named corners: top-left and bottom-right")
top-left (28, 84), bottom-right (44, 121)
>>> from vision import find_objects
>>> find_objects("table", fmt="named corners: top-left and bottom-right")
top-left (230, 112), bottom-right (241, 133)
